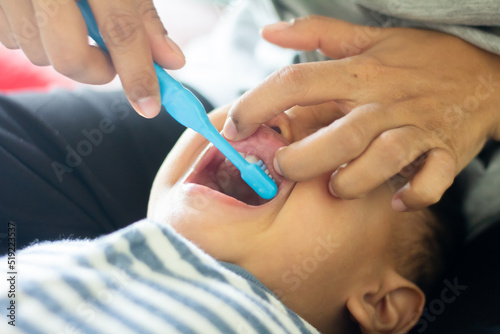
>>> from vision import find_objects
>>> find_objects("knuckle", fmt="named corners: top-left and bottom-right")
top-left (0, 32), bottom-right (19, 49)
top-left (443, 160), bottom-right (457, 180)
top-left (51, 53), bottom-right (87, 77)
top-left (377, 132), bottom-right (407, 166)
top-left (434, 151), bottom-right (457, 186)
top-left (0, 40), bottom-right (19, 49)
top-left (136, 0), bottom-right (161, 20)
top-left (334, 119), bottom-right (366, 153)
top-left (28, 53), bottom-right (50, 66)
top-left (330, 172), bottom-right (359, 199)
top-left (101, 11), bottom-right (142, 48)
top-left (345, 55), bottom-right (384, 80)
top-left (277, 147), bottom-right (311, 182)
top-left (124, 73), bottom-right (158, 100)
top-left (270, 65), bottom-right (307, 95)
top-left (413, 183), bottom-right (442, 206)
top-left (433, 149), bottom-right (457, 172)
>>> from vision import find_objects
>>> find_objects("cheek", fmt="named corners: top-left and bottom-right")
top-left (151, 191), bottom-right (234, 259)
top-left (148, 140), bottom-right (210, 217)
top-left (149, 185), bottom-right (274, 263)
top-left (266, 216), bottom-right (356, 301)
top-left (273, 178), bottom-right (368, 264)
top-left (280, 178), bottom-right (352, 233)
top-left (158, 130), bottom-right (210, 185)
top-left (151, 185), bottom-right (225, 227)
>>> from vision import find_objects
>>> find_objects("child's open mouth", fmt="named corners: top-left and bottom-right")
top-left (185, 126), bottom-right (288, 206)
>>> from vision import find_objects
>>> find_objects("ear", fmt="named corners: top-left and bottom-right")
top-left (346, 272), bottom-right (425, 334)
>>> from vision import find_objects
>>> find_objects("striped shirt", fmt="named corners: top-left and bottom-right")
top-left (0, 220), bottom-right (318, 334)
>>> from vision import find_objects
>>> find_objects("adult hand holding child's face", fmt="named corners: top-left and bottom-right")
top-left (223, 15), bottom-right (500, 211)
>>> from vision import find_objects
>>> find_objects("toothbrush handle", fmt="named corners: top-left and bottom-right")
top-left (154, 64), bottom-right (213, 133)
top-left (77, 0), bottom-right (107, 52)
top-left (155, 66), bottom-right (248, 171)
top-left (202, 129), bottom-right (248, 168)
top-left (77, 0), bottom-right (277, 199)
top-left (77, 0), bottom-right (244, 167)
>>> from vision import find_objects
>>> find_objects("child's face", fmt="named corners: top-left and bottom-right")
top-left (148, 104), bottom-right (420, 332)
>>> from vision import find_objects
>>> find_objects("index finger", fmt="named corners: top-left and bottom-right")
top-left (89, 0), bottom-right (160, 118)
top-left (223, 57), bottom-right (374, 141)
top-left (275, 103), bottom-right (402, 182)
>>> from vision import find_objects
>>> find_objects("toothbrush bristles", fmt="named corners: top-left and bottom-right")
top-left (256, 159), bottom-right (274, 181)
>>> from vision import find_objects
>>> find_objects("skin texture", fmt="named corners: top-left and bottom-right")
top-left (223, 16), bottom-right (500, 212)
top-left (0, 0), bottom-right (185, 117)
top-left (148, 105), bottom-right (427, 334)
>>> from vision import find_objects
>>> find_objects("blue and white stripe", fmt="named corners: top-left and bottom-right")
top-left (0, 220), bottom-right (319, 334)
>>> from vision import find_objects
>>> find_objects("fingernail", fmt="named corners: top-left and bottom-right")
top-left (273, 154), bottom-right (284, 176)
top-left (392, 198), bottom-right (408, 212)
top-left (328, 182), bottom-right (338, 197)
top-left (264, 21), bottom-right (293, 32)
top-left (164, 35), bottom-right (185, 59)
top-left (223, 117), bottom-right (238, 140)
top-left (328, 171), bottom-right (340, 197)
top-left (137, 96), bottom-right (160, 118)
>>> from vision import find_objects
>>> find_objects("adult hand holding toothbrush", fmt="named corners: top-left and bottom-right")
top-left (224, 16), bottom-right (500, 212)
top-left (0, 0), bottom-right (185, 118)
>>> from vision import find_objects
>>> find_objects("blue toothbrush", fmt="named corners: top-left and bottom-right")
top-left (77, 0), bottom-right (277, 200)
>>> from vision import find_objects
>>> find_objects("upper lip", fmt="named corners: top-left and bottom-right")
top-left (184, 125), bottom-right (295, 207)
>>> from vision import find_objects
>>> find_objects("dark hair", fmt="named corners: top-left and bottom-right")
top-left (397, 180), bottom-right (466, 296)
top-left (344, 179), bottom-right (467, 334)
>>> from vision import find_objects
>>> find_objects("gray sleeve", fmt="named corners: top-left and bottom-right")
top-left (354, 0), bottom-right (500, 55)
top-left (269, 0), bottom-right (500, 61)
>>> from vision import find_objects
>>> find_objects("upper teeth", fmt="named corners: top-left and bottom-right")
top-left (243, 154), bottom-right (274, 181)
top-left (244, 154), bottom-right (260, 164)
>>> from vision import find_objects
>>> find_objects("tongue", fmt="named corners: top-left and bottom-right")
top-left (216, 158), bottom-right (267, 205)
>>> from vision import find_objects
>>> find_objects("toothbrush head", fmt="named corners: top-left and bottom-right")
top-left (241, 162), bottom-right (278, 200)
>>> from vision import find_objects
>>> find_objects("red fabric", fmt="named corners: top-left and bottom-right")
top-left (0, 47), bottom-right (75, 93)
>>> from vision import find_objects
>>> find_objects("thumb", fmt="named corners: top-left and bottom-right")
top-left (261, 15), bottom-right (387, 59)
